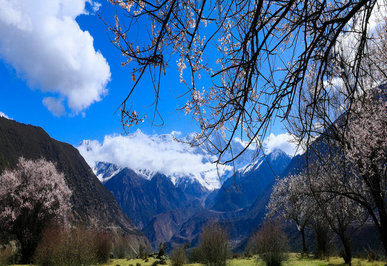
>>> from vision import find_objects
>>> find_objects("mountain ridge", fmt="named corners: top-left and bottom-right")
top-left (0, 117), bottom-right (151, 251)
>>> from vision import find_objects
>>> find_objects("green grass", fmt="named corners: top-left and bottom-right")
top-left (8, 253), bottom-right (386, 266)
top-left (102, 253), bottom-right (387, 266)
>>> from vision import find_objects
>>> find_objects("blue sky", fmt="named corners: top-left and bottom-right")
top-left (0, 0), bottom-right (304, 188)
top-left (0, 0), bottom-right (286, 147)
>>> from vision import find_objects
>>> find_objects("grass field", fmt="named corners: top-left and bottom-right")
top-left (102, 253), bottom-right (387, 266)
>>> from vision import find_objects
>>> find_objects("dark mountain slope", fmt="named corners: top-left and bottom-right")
top-left (170, 151), bottom-right (291, 249)
top-left (105, 170), bottom-right (194, 229)
top-left (170, 180), bottom-right (274, 249)
top-left (210, 150), bottom-right (291, 211)
top-left (142, 206), bottom-right (202, 249)
top-left (175, 177), bottom-right (209, 201)
top-left (0, 117), bottom-right (150, 250)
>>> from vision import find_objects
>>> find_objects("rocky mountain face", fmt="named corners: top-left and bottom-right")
top-left (104, 169), bottom-right (201, 229)
top-left (169, 150), bottom-right (291, 249)
top-left (208, 149), bottom-right (291, 211)
top-left (0, 117), bottom-right (150, 251)
top-left (99, 164), bottom-right (209, 249)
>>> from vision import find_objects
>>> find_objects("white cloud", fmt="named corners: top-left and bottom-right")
top-left (368, 0), bottom-right (387, 32)
top-left (42, 97), bottom-right (65, 117)
top-left (263, 133), bottom-right (302, 156)
top-left (78, 131), bottom-right (302, 188)
top-left (0, 0), bottom-right (110, 115)
top-left (336, 0), bottom-right (386, 62)
top-left (90, 1), bottom-right (102, 12)
top-left (78, 130), bottom-right (230, 189)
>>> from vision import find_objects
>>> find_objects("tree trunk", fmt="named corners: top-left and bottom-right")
top-left (371, 187), bottom-right (387, 257)
top-left (313, 222), bottom-right (330, 259)
top-left (301, 227), bottom-right (308, 256)
top-left (18, 231), bottom-right (37, 264)
top-left (339, 234), bottom-right (352, 265)
top-left (377, 208), bottom-right (387, 257)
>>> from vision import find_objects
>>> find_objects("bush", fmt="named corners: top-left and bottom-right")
top-left (93, 231), bottom-right (113, 263)
top-left (187, 246), bottom-right (202, 263)
top-left (0, 240), bottom-right (20, 265)
top-left (112, 236), bottom-right (131, 259)
top-left (192, 222), bottom-right (230, 266)
top-left (138, 244), bottom-right (148, 259)
top-left (360, 246), bottom-right (386, 262)
top-left (248, 221), bottom-right (288, 266)
top-left (34, 226), bottom-right (112, 266)
top-left (0, 245), bottom-right (12, 266)
top-left (170, 246), bottom-right (185, 266)
top-left (157, 242), bottom-right (168, 258)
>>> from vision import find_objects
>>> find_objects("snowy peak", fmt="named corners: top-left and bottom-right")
top-left (93, 161), bottom-right (122, 183)
top-left (267, 148), bottom-right (289, 161)
top-left (135, 168), bottom-right (156, 180)
top-left (235, 149), bottom-right (290, 176)
top-left (238, 159), bottom-right (264, 175)
top-left (81, 132), bottom-right (293, 190)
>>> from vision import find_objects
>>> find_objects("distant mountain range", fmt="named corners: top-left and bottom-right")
top-left (92, 149), bottom-right (292, 249)
top-left (79, 132), bottom-right (262, 191)
top-left (0, 117), bottom-right (151, 251)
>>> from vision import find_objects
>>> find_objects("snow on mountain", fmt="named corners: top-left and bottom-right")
top-left (78, 130), bottom-right (293, 190)
top-left (93, 161), bottom-right (122, 183)
top-left (135, 168), bottom-right (157, 180)
top-left (238, 159), bottom-right (264, 175)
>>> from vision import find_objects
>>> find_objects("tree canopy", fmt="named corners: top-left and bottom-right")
top-left (0, 158), bottom-right (72, 263)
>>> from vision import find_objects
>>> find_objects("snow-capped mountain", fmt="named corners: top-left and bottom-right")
top-left (94, 161), bottom-right (122, 183)
top-left (207, 149), bottom-right (292, 211)
top-left (78, 130), bottom-right (292, 190)
top-left (89, 147), bottom-right (292, 249)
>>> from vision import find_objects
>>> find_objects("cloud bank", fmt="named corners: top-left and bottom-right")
top-left (78, 130), bottom-right (229, 189)
top-left (0, 0), bottom-right (110, 115)
top-left (78, 130), bottom-right (300, 189)
top-left (263, 133), bottom-right (302, 156)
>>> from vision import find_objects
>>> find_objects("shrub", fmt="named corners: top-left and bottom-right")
top-left (34, 226), bottom-right (112, 266)
top-left (138, 244), bottom-right (148, 259)
top-left (93, 230), bottom-right (113, 263)
top-left (0, 240), bottom-right (20, 265)
top-left (0, 246), bottom-right (12, 266)
top-left (187, 246), bottom-right (202, 263)
top-left (112, 236), bottom-right (134, 259)
top-left (360, 246), bottom-right (385, 262)
top-left (170, 246), bottom-right (185, 266)
top-left (248, 221), bottom-right (288, 266)
top-left (194, 222), bottom-right (230, 266)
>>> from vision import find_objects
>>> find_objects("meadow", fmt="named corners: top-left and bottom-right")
top-left (102, 253), bottom-right (387, 266)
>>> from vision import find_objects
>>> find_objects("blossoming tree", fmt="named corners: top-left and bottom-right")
top-left (267, 174), bottom-right (314, 255)
top-left (0, 158), bottom-right (72, 263)
top-left (268, 162), bottom-right (368, 263)
top-left (105, 0), bottom-right (384, 165)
